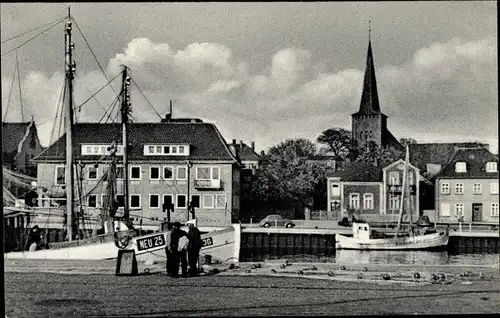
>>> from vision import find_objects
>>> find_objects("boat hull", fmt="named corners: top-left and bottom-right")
top-left (335, 232), bottom-right (449, 250)
top-left (4, 224), bottom-right (241, 264)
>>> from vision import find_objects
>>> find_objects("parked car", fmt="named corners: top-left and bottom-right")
top-left (259, 215), bottom-right (295, 228)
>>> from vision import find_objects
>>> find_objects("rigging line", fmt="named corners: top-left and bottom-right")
top-left (131, 78), bottom-right (163, 119)
top-left (98, 92), bottom-right (121, 123)
top-left (0, 17), bottom-right (66, 57)
top-left (2, 65), bottom-right (17, 121)
top-left (15, 49), bottom-right (24, 122)
top-left (1, 16), bottom-right (66, 44)
top-left (75, 72), bottom-right (122, 111)
top-left (72, 18), bottom-right (119, 98)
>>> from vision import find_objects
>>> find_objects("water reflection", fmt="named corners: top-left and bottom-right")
top-left (335, 249), bottom-right (500, 267)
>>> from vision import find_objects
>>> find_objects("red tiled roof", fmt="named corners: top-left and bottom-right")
top-left (327, 162), bottom-right (382, 182)
top-left (2, 122), bottom-right (31, 154)
top-left (434, 147), bottom-right (499, 179)
top-left (35, 122), bottom-right (239, 162)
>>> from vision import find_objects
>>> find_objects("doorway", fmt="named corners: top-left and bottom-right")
top-left (472, 203), bottom-right (482, 222)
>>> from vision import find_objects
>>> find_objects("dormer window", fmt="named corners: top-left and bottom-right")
top-left (455, 162), bottom-right (467, 173)
top-left (486, 162), bottom-right (497, 173)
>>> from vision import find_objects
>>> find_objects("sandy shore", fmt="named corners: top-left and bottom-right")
top-left (4, 258), bottom-right (500, 316)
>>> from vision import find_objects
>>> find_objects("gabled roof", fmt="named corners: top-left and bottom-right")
top-left (382, 128), bottom-right (403, 150)
top-left (35, 122), bottom-right (239, 162)
top-left (382, 158), bottom-right (419, 172)
top-left (352, 40), bottom-right (382, 116)
top-left (234, 142), bottom-right (260, 162)
top-left (434, 147), bottom-right (499, 179)
top-left (2, 122), bottom-right (32, 154)
top-left (327, 162), bottom-right (382, 182)
top-left (409, 142), bottom-right (489, 171)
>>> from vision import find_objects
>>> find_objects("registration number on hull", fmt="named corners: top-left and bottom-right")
top-left (202, 237), bottom-right (213, 247)
top-left (136, 234), bottom-right (166, 251)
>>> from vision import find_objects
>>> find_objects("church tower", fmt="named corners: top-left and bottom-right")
top-left (352, 33), bottom-right (401, 153)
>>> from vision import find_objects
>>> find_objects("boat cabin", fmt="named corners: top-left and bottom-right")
top-left (352, 222), bottom-right (371, 240)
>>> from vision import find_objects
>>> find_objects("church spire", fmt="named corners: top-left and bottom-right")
top-left (355, 26), bottom-right (381, 115)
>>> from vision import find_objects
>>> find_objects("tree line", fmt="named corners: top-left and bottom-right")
top-left (240, 128), bottom-right (417, 221)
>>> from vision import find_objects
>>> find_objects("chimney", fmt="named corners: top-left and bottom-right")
top-left (169, 100), bottom-right (173, 118)
top-left (251, 141), bottom-right (255, 151)
top-left (260, 150), bottom-right (265, 156)
top-left (232, 139), bottom-right (236, 145)
top-left (240, 140), bottom-right (243, 148)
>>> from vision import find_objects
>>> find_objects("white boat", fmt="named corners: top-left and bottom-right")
top-left (4, 222), bottom-right (241, 263)
top-left (336, 146), bottom-right (449, 250)
top-left (335, 222), bottom-right (449, 250)
top-left (3, 10), bottom-right (241, 264)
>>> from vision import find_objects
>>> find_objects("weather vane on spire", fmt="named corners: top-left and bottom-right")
top-left (368, 20), bottom-right (372, 41)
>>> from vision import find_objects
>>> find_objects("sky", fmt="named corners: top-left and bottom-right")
top-left (1, 2), bottom-right (498, 153)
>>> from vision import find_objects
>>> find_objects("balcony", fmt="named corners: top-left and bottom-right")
top-left (387, 184), bottom-right (417, 195)
top-left (194, 179), bottom-right (221, 189)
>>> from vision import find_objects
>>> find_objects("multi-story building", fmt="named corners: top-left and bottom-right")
top-left (230, 139), bottom-right (260, 172)
top-left (33, 121), bottom-right (242, 228)
top-left (434, 147), bottom-right (499, 223)
top-left (326, 158), bottom-right (421, 222)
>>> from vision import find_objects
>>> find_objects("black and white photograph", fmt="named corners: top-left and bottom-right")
top-left (2, 1), bottom-right (499, 316)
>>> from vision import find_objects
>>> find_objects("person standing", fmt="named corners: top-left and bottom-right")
top-left (26, 225), bottom-right (41, 251)
top-left (164, 222), bottom-right (174, 276)
top-left (170, 222), bottom-right (188, 278)
top-left (187, 222), bottom-right (202, 276)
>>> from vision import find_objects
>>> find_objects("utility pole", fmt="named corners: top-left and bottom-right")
top-left (65, 6), bottom-right (76, 241)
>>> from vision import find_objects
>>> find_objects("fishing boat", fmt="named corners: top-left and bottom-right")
top-left (335, 146), bottom-right (449, 250)
top-left (3, 9), bottom-right (241, 263)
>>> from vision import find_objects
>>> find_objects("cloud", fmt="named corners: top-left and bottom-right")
top-left (4, 36), bottom-right (496, 155)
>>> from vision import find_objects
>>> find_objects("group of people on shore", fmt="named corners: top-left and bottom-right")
top-left (165, 221), bottom-right (202, 278)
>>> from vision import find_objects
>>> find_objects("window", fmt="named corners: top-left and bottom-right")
top-left (196, 167), bottom-right (211, 180)
top-left (363, 193), bottom-right (374, 210)
top-left (455, 162), bottom-right (467, 173)
top-left (163, 195), bottom-right (174, 212)
top-left (116, 195), bottom-right (125, 208)
top-left (440, 182), bottom-right (450, 195)
top-left (150, 166), bottom-right (160, 180)
top-left (212, 167), bottom-right (220, 180)
top-left (455, 183), bottom-right (464, 195)
top-left (203, 194), bottom-right (214, 209)
top-left (88, 195), bottom-right (97, 208)
top-left (490, 182), bottom-right (499, 194)
top-left (130, 194), bottom-right (141, 208)
top-left (331, 184), bottom-right (340, 196)
top-left (116, 165), bottom-right (124, 179)
top-left (88, 166), bottom-right (98, 180)
top-left (389, 195), bottom-right (400, 210)
top-left (486, 162), bottom-right (498, 173)
top-left (454, 203), bottom-right (464, 216)
top-left (473, 183), bottom-right (482, 195)
top-left (176, 194), bottom-right (187, 208)
top-left (143, 144), bottom-right (190, 156)
top-left (190, 194), bottom-right (200, 208)
top-left (101, 194), bottom-right (108, 207)
top-left (177, 166), bottom-right (187, 180)
top-left (55, 166), bottom-right (66, 185)
top-left (349, 193), bottom-right (360, 209)
top-left (149, 194), bottom-right (159, 209)
top-left (389, 172), bottom-right (399, 185)
top-left (163, 166), bottom-right (174, 180)
top-left (440, 202), bottom-right (451, 216)
top-left (408, 172), bottom-right (415, 185)
top-left (215, 194), bottom-right (227, 209)
top-left (130, 166), bottom-right (141, 180)
top-left (491, 203), bottom-right (499, 217)
top-left (81, 144), bottom-right (123, 156)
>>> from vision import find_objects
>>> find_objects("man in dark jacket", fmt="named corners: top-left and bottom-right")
top-left (26, 225), bottom-right (41, 251)
top-left (164, 222), bottom-right (174, 276)
top-left (187, 222), bottom-right (203, 276)
top-left (170, 222), bottom-right (188, 278)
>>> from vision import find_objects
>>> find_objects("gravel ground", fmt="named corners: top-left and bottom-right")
top-left (4, 259), bottom-right (500, 317)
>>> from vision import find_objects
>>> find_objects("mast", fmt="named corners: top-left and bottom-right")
top-left (65, 7), bottom-right (76, 241)
top-left (121, 66), bottom-right (131, 221)
top-left (395, 145), bottom-right (409, 238)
